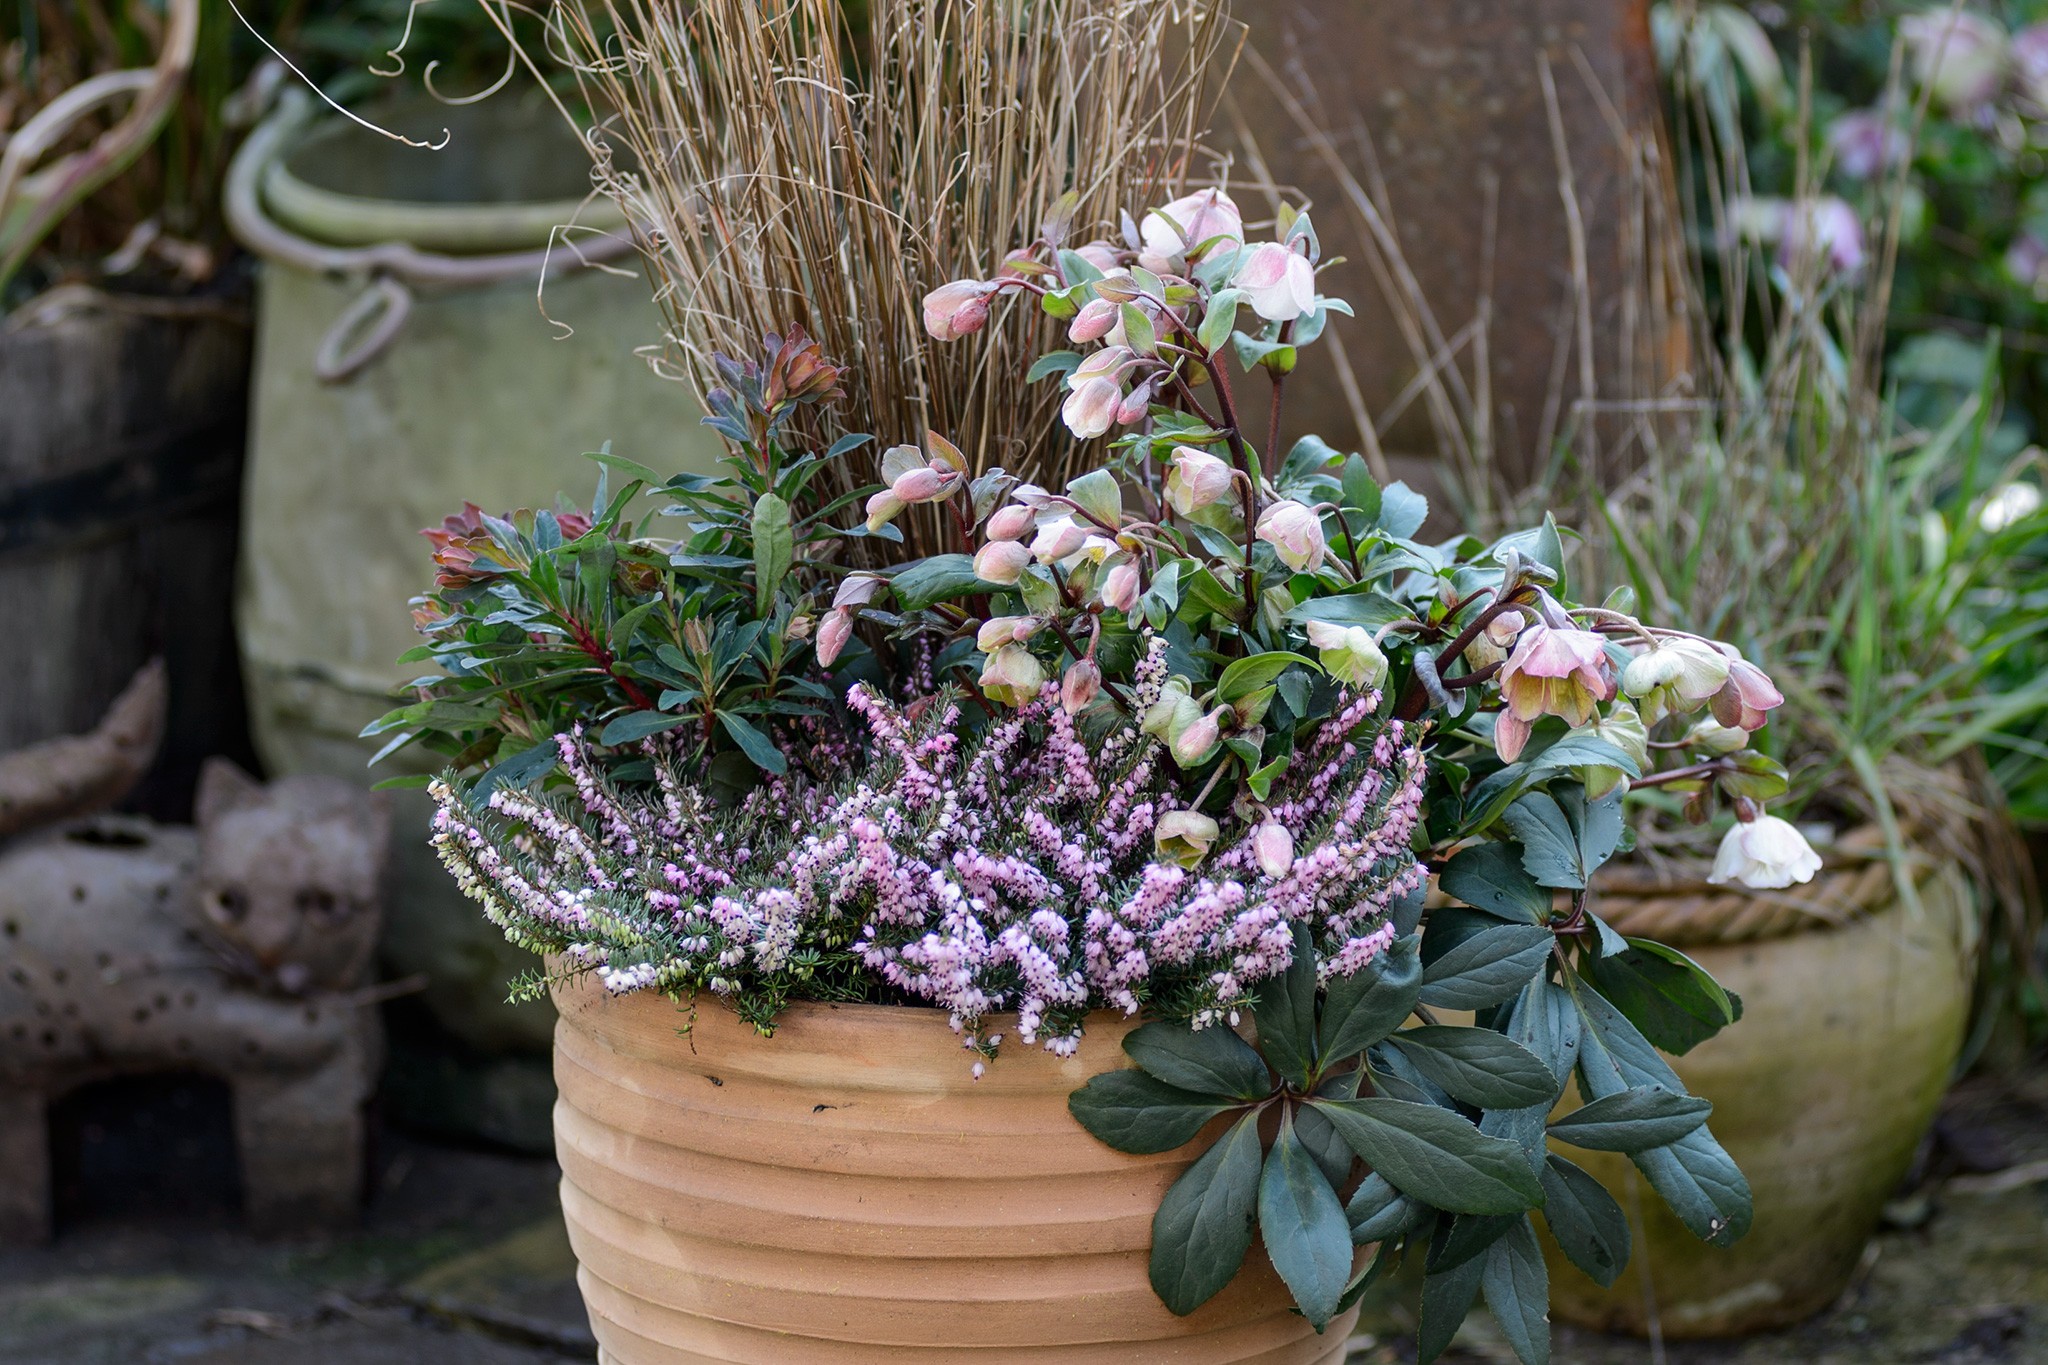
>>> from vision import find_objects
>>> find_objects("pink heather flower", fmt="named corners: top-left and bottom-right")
top-left (984, 504), bottom-right (1035, 542)
top-left (1901, 11), bottom-right (2007, 113)
top-left (1031, 516), bottom-right (1090, 564)
top-left (1069, 297), bottom-right (1118, 343)
top-left (1100, 561), bottom-right (1140, 613)
top-left (816, 610), bottom-right (854, 665)
top-left (973, 539), bottom-right (1032, 585)
top-left (1711, 658), bottom-right (1784, 732)
top-left (978, 643), bottom-right (1046, 707)
top-left (1234, 241), bottom-right (1317, 323)
top-left (1154, 809), bottom-right (1220, 868)
top-left (1494, 623), bottom-right (1614, 762)
top-left (1061, 659), bottom-right (1103, 715)
top-left (1251, 822), bottom-right (1295, 878)
top-left (1826, 109), bottom-right (1908, 180)
top-left (1256, 499), bottom-right (1327, 572)
top-left (1063, 376), bottom-right (1122, 439)
top-left (1140, 188), bottom-right (1243, 263)
top-left (1164, 446), bottom-right (1234, 516)
top-left (922, 279), bottom-right (995, 340)
top-left (1708, 814), bottom-right (1822, 890)
top-left (1620, 637), bottom-right (1730, 725)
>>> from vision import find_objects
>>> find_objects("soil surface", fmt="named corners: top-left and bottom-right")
top-left (4, 1066), bottom-right (2046, 1364)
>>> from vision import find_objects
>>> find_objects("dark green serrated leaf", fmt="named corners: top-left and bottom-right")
top-left (1294, 1101), bottom-right (1356, 1189)
top-left (1259, 1116), bottom-right (1354, 1329)
top-left (889, 553), bottom-right (985, 610)
top-left (1481, 1216), bottom-right (1551, 1365)
top-left (1417, 1244), bottom-right (1485, 1365)
top-left (1584, 942), bottom-right (1741, 1055)
top-left (1502, 792), bottom-right (1586, 889)
top-left (1539, 1155), bottom-right (1630, 1288)
top-left (1149, 1111), bottom-right (1263, 1315)
top-left (1319, 932), bottom-right (1423, 1061)
top-left (1340, 454), bottom-right (1382, 521)
top-left (1124, 1021), bottom-right (1272, 1100)
top-left (1311, 1098), bottom-right (1544, 1215)
top-left (1548, 1085), bottom-right (1713, 1153)
top-left (1419, 924), bottom-right (1554, 1010)
top-left (1067, 1070), bottom-right (1239, 1154)
top-left (1385, 1027), bottom-right (1557, 1110)
top-left (1426, 1212), bottom-right (1518, 1275)
top-left (1346, 1172), bottom-right (1431, 1244)
top-left (1508, 976), bottom-right (1582, 1089)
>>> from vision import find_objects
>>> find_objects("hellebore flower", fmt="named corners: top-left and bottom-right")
top-left (1169, 706), bottom-right (1228, 768)
top-left (1781, 197), bottom-right (1866, 276)
top-left (922, 279), bottom-right (996, 341)
top-left (1100, 561), bottom-right (1141, 613)
top-left (1164, 446), bottom-right (1234, 517)
top-left (815, 610), bottom-right (855, 666)
top-left (1710, 658), bottom-right (1784, 732)
top-left (1305, 620), bottom-right (1389, 689)
top-left (890, 465), bottom-right (951, 504)
top-left (979, 643), bottom-right (1047, 707)
top-left (1141, 681), bottom-right (1201, 746)
top-left (2015, 23), bottom-right (2048, 107)
top-left (1155, 809), bottom-right (1220, 868)
top-left (1234, 241), bottom-right (1317, 323)
top-left (1494, 623), bottom-right (1614, 762)
top-left (1827, 109), bottom-right (1909, 180)
top-left (976, 616), bottom-right (1040, 652)
top-left (1074, 240), bottom-right (1121, 274)
top-left (1251, 821), bottom-right (1295, 878)
top-left (1030, 516), bottom-right (1091, 564)
top-left (1061, 659), bottom-right (1102, 715)
top-left (1256, 499), bottom-right (1327, 572)
top-left (1708, 814), bottom-right (1823, 890)
top-left (973, 539), bottom-right (1033, 585)
top-left (984, 504), bottom-right (1036, 542)
top-left (1685, 717), bottom-right (1751, 756)
top-left (863, 488), bottom-right (906, 532)
top-left (1621, 637), bottom-right (1731, 724)
top-left (1140, 188), bottom-right (1243, 264)
top-left (1069, 297), bottom-right (1118, 343)
top-left (1062, 376), bottom-right (1123, 439)
top-left (1901, 11), bottom-right (2007, 114)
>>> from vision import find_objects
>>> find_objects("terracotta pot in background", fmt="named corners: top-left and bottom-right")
top-left (550, 978), bottom-right (1355, 1363)
top-left (1546, 852), bottom-right (1972, 1338)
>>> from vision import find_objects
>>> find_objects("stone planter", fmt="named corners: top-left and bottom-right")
top-left (1546, 826), bottom-right (1972, 1338)
top-left (550, 975), bottom-right (1355, 1363)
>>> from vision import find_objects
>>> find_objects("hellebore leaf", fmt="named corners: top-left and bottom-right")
top-left (1067, 1070), bottom-right (1238, 1154)
top-left (1149, 1110), bottom-right (1263, 1315)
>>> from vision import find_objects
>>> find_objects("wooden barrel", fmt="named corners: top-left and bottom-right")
top-left (0, 291), bottom-right (255, 819)
top-left (550, 980), bottom-right (1357, 1364)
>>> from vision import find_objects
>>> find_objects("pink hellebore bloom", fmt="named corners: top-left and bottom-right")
top-left (1154, 809), bottom-right (1220, 868)
top-left (1711, 658), bottom-right (1784, 732)
top-left (984, 504), bottom-right (1036, 542)
top-left (1069, 297), bottom-right (1119, 344)
top-left (1826, 109), bottom-right (1908, 181)
top-left (1901, 11), bottom-right (2008, 114)
top-left (1252, 822), bottom-right (1295, 878)
top-left (815, 610), bottom-right (855, 666)
top-left (1169, 707), bottom-right (1228, 768)
top-left (1494, 624), bottom-right (1614, 762)
top-left (890, 465), bottom-right (951, 504)
top-left (1061, 659), bottom-right (1103, 715)
top-left (1140, 188), bottom-right (1244, 263)
top-left (2015, 23), bottom-right (2048, 107)
top-left (1620, 637), bottom-right (1730, 725)
top-left (1780, 197), bottom-right (1866, 276)
top-left (1234, 241), bottom-right (1317, 323)
top-left (1062, 376), bottom-right (1123, 440)
top-left (1030, 516), bottom-right (1091, 564)
top-left (975, 615), bottom-right (1039, 652)
top-left (979, 643), bottom-right (1047, 707)
top-left (921, 279), bottom-right (995, 341)
top-left (1164, 446), bottom-right (1234, 517)
top-left (1100, 561), bottom-right (1141, 613)
top-left (863, 488), bottom-right (905, 532)
top-left (1708, 814), bottom-right (1823, 890)
top-left (1255, 499), bottom-right (1327, 572)
top-left (973, 539), bottom-right (1033, 585)
top-left (1073, 240), bottom-right (1122, 274)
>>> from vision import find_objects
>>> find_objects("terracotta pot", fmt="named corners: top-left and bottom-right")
top-left (1546, 862), bottom-right (1972, 1338)
top-left (550, 976), bottom-right (1356, 1363)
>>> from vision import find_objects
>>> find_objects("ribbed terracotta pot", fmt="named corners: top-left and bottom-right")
top-left (1546, 853), bottom-right (1972, 1338)
top-left (550, 976), bottom-right (1356, 1363)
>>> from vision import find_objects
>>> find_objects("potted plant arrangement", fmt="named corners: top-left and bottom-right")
top-left (363, 144), bottom-right (1829, 1356)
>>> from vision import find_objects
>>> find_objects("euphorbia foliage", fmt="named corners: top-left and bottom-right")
top-left (393, 186), bottom-right (1813, 1363)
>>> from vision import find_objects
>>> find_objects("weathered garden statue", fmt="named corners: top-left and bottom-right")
top-left (0, 663), bottom-right (389, 1241)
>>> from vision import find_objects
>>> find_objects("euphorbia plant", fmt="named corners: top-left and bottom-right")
top-left (403, 185), bottom-right (1819, 1362)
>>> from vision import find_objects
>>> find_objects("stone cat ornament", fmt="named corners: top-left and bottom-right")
top-left (0, 682), bottom-right (389, 1241)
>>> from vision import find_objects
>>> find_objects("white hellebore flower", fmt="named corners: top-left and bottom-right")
top-left (1164, 445), bottom-right (1234, 516)
top-left (1234, 241), bottom-right (1317, 323)
top-left (1062, 376), bottom-right (1122, 440)
top-left (1255, 499), bottom-right (1327, 572)
top-left (1708, 815), bottom-right (1823, 890)
top-left (1305, 620), bottom-right (1389, 689)
top-left (1140, 188), bottom-right (1244, 264)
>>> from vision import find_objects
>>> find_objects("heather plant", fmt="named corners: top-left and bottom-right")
top-left (405, 183), bottom-right (1814, 1360)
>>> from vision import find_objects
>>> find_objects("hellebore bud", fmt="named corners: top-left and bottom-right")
top-left (973, 539), bottom-right (1033, 585)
